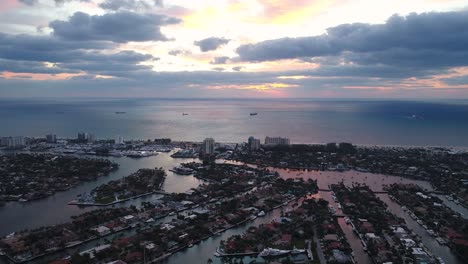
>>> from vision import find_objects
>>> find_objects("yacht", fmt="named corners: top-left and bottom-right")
top-left (436, 237), bottom-right (447, 245)
top-left (250, 113), bottom-right (258, 116)
top-left (259, 248), bottom-right (290, 257)
top-left (257, 211), bottom-right (266, 217)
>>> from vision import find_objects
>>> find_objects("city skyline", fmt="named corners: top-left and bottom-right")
top-left (0, 0), bottom-right (468, 99)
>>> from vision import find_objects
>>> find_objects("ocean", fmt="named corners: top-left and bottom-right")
top-left (1, 98), bottom-right (468, 147)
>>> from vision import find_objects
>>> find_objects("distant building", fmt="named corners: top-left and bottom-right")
top-left (7, 136), bottom-right (25, 148)
top-left (0, 137), bottom-right (9, 146)
top-left (87, 133), bottom-right (96, 143)
top-left (78, 132), bottom-right (88, 142)
top-left (264, 136), bottom-right (290, 145)
top-left (78, 132), bottom-right (95, 143)
top-left (202, 138), bottom-right (215, 155)
top-left (115, 135), bottom-right (124, 144)
top-left (248, 136), bottom-right (261, 151)
top-left (154, 138), bottom-right (171, 145)
top-left (46, 134), bottom-right (57, 143)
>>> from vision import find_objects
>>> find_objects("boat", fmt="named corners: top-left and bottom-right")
top-left (259, 248), bottom-right (290, 257)
top-left (115, 111), bottom-right (126, 114)
top-left (182, 113), bottom-right (189, 116)
top-left (258, 211), bottom-right (265, 217)
top-left (344, 217), bottom-right (351, 224)
top-left (250, 215), bottom-right (258, 220)
top-left (437, 257), bottom-right (445, 264)
top-left (436, 237), bottom-right (447, 245)
top-left (290, 248), bottom-right (306, 255)
top-left (170, 166), bottom-right (194, 175)
top-left (427, 230), bottom-right (436, 236)
top-left (249, 113), bottom-right (258, 116)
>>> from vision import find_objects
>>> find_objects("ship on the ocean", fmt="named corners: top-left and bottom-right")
top-left (250, 112), bottom-right (258, 116)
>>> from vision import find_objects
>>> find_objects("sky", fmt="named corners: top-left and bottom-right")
top-left (0, 0), bottom-right (468, 99)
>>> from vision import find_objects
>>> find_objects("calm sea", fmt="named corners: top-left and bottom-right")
top-left (1, 98), bottom-right (468, 147)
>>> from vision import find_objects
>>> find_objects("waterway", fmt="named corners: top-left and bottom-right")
top-left (0, 152), bottom-right (203, 237)
top-left (0, 156), bottom-right (464, 264)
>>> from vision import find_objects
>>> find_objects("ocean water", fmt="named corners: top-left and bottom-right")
top-left (1, 98), bottom-right (468, 147)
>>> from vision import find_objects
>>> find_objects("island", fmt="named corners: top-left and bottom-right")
top-left (0, 153), bottom-right (118, 202)
top-left (69, 168), bottom-right (166, 206)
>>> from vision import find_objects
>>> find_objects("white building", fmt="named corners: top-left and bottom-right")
top-left (264, 136), bottom-right (290, 145)
top-left (248, 136), bottom-right (261, 151)
top-left (202, 138), bottom-right (215, 154)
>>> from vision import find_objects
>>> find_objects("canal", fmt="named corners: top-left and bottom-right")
top-left (0, 155), bottom-right (464, 263)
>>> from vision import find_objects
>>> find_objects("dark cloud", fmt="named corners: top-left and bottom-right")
top-left (211, 67), bottom-right (225, 71)
top-left (54, 0), bottom-right (90, 6)
top-left (232, 66), bottom-right (244, 72)
top-left (236, 10), bottom-right (468, 67)
top-left (210, 56), bottom-right (229, 64)
top-left (49, 11), bottom-right (181, 43)
top-left (18, 0), bottom-right (38, 5)
top-left (56, 50), bottom-right (157, 77)
top-left (99, 0), bottom-right (163, 11)
top-left (0, 33), bottom-right (115, 62)
top-left (168, 49), bottom-right (190, 56)
top-left (0, 59), bottom-right (78, 74)
top-left (0, 31), bottom-right (156, 77)
top-left (194, 37), bottom-right (230, 52)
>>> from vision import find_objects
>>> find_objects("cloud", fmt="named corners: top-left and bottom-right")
top-left (232, 66), bottom-right (244, 72)
top-left (99, 0), bottom-right (163, 11)
top-left (0, 32), bottom-right (115, 62)
top-left (236, 10), bottom-right (468, 67)
top-left (0, 31), bottom-right (156, 77)
top-left (49, 11), bottom-right (181, 43)
top-left (210, 56), bottom-right (229, 64)
top-left (194, 37), bottom-right (230, 52)
top-left (168, 49), bottom-right (190, 56)
top-left (18, 0), bottom-right (38, 5)
top-left (54, 0), bottom-right (90, 6)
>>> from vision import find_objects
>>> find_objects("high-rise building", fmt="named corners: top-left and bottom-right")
top-left (78, 132), bottom-right (88, 142)
top-left (115, 135), bottom-right (124, 144)
top-left (7, 136), bottom-right (25, 148)
top-left (0, 137), bottom-right (9, 146)
top-left (78, 132), bottom-right (95, 143)
top-left (264, 136), bottom-right (290, 145)
top-left (248, 136), bottom-right (261, 151)
top-left (87, 133), bottom-right (95, 143)
top-left (202, 138), bottom-right (215, 155)
top-left (46, 134), bottom-right (57, 143)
